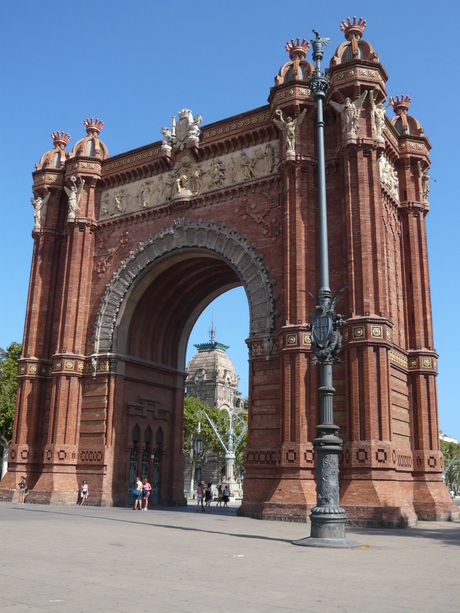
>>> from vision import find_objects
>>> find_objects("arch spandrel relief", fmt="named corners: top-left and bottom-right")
top-left (99, 142), bottom-right (279, 221)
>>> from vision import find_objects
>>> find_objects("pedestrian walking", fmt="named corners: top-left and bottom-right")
top-left (79, 480), bottom-right (89, 505)
top-left (223, 485), bottom-right (229, 508)
top-left (196, 481), bottom-right (205, 512)
top-left (142, 478), bottom-right (152, 510)
top-left (217, 484), bottom-right (223, 507)
top-left (133, 476), bottom-right (143, 510)
top-left (18, 476), bottom-right (27, 504)
top-left (205, 483), bottom-right (212, 512)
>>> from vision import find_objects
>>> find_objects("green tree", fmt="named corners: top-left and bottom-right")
top-left (0, 342), bottom-right (22, 479)
top-left (183, 398), bottom-right (247, 490)
top-left (183, 397), bottom-right (226, 491)
top-left (441, 439), bottom-right (460, 493)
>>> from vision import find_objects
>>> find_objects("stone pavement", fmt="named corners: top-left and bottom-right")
top-left (1, 500), bottom-right (459, 613)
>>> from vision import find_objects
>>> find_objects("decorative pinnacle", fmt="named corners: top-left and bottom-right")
top-left (340, 16), bottom-right (367, 41)
top-left (84, 117), bottom-right (104, 136)
top-left (390, 95), bottom-right (411, 115)
top-left (285, 37), bottom-right (310, 61)
top-left (51, 131), bottom-right (71, 149)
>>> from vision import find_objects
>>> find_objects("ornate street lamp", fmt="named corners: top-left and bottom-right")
top-left (293, 30), bottom-right (360, 548)
top-left (198, 407), bottom-right (247, 494)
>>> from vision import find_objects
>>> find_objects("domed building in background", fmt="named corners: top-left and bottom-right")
top-left (185, 329), bottom-right (244, 410)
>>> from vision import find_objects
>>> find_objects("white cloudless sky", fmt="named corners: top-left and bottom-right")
top-left (1, 1), bottom-right (459, 438)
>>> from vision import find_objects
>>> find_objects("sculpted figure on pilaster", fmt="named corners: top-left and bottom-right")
top-left (64, 176), bottom-right (85, 221)
top-left (330, 90), bottom-right (368, 141)
top-left (31, 190), bottom-right (51, 229)
top-left (370, 90), bottom-right (387, 141)
top-left (417, 161), bottom-right (432, 203)
top-left (273, 108), bottom-right (307, 155)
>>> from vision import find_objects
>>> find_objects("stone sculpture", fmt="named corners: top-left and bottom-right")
top-left (99, 142), bottom-right (279, 219)
top-left (31, 190), bottom-right (51, 229)
top-left (417, 161), bottom-right (432, 203)
top-left (161, 109), bottom-right (203, 151)
top-left (273, 108), bottom-right (307, 155)
top-left (379, 155), bottom-right (399, 200)
top-left (160, 127), bottom-right (173, 152)
top-left (370, 90), bottom-right (388, 140)
top-left (64, 176), bottom-right (85, 221)
top-left (330, 91), bottom-right (368, 140)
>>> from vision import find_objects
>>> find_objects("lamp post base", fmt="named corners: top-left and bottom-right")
top-left (293, 536), bottom-right (362, 549)
top-left (292, 512), bottom-right (361, 548)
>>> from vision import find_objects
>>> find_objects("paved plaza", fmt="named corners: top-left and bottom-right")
top-left (0, 500), bottom-right (459, 612)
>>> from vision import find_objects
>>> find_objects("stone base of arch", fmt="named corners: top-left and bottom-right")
top-left (238, 467), bottom-right (459, 526)
top-left (238, 470), bottom-right (318, 522)
top-left (412, 477), bottom-right (460, 522)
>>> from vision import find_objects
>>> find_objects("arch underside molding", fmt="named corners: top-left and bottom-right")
top-left (94, 218), bottom-right (278, 353)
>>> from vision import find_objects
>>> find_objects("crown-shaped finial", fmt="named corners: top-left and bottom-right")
top-left (84, 117), bottom-right (104, 136)
top-left (285, 37), bottom-right (310, 61)
top-left (390, 95), bottom-right (412, 115)
top-left (340, 16), bottom-right (367, 41)
top-left (51, 131), bottom-right (71, 149)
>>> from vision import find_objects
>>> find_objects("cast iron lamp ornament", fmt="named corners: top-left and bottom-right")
top-left (293, 30), bottom-right (360, 548)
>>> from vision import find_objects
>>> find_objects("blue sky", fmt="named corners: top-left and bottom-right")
top-left (1, 1), bottom-right (459, 438)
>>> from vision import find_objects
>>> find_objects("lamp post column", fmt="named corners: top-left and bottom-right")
top-left (294, 30), bottom-right (359, 548)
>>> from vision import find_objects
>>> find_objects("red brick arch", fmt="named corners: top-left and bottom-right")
top-left (94, 218), bottom-right (278, 357)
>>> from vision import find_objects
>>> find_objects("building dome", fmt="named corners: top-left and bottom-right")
top-left (71, 117), bottom-right (109, 160)
top-left (329, 16), bottom-right (379, 67)
top-left (274, 37), bottom-right (314, 87)
top-left (35, 131), bottom-right (71, 171)
top-left (389, 95), bottom-right (425, 137)
top-left (185, 340), bottom-right (241, 410)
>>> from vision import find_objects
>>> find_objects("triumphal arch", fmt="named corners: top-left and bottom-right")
top-left (3, 17), bottom-right (457, 525)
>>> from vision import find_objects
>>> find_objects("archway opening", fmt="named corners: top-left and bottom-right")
top-left (112, 253), bottom-right (251, 506)
top-left (183, 287), bottom-right (250, 500)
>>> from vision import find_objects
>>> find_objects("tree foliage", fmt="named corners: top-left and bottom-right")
top-left (441, 439), bottom-right (460, 492)
top-left (0, 342), bottom-right (22, 444)
top-left (183, 397), bottom-right (248, 480)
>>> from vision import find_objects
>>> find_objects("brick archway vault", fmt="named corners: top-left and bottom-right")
top-left (93, 218), bottom-right (278, 358)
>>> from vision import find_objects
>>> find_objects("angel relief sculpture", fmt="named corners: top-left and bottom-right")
top-left (330, 90), bottom-right (368, 140)
top-left (273, 108), bottom-right (307, 156)
top-left (64, 176), bottom-right (85, 221)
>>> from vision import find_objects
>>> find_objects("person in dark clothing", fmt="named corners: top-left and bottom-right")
top-left (205, 483), bottom-right (212, 512)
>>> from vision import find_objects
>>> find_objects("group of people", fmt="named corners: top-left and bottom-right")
top-left (196, 482), bottom-right (230, 512)
top-left (133, 476), bottom-right (152, 510)
top-left (78, 477), bottom-right (153, 508)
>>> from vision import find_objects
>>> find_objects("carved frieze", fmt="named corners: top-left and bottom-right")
top-left (379, 155), bottom-right (399, 200)
top-left (99, 142), bottom-right (279, 221)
